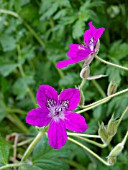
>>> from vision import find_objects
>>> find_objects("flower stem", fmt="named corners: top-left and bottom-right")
top-left (95, 55), bottom-right (128, 71)
top-left (0, 9), bottom-right (19, 18)
top-left (67, 132), bottom-right (100, 138)
top-left (6, 113), bottom-right (29, 133)
top-left (92, 80), bottom-right (106, 98)
top-left (52, 61), bottom-right (64, 78)
top-left (79, 78), bottom-right (86, 90)
top-left (78, 88), bottom-right (128, 114)
top-left (16, 138), bottom-right (34, 147)
top-left (75, 136), bottom-right (107, 148)
top-left (0, 163), bottom-right (25, 170)
top-left (21, 131), bottom-right (44, 162)
top-left (6, 108), bottom-right (26, 115)
top-left (117, 106), bottom-right (128, 127)
top-left (17, 45), bottom-right (37, 107)
top-left (68, 137), bottom-right (111, 166)
top-left (23, 21), bottom-right (45, 48)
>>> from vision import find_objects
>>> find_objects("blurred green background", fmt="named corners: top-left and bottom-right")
top-left (0, 0), bottom-right (128, 170)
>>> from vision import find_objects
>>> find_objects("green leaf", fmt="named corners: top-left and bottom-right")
top-left (72, 19), bottom-right (85, 39)
top-left (107, 66), bottom-right (124, 85)
top-left (0, 34), bottom-right (16, 51)
top-left (109, 40), bottom-right (128, 60)
top-left (0, 95), bottom-right (7, 122)
top-left (13, 76), bottom-right (35, 100)
top-left (30, 135), bottom-right (69, 170)
top-left (18, 45), bottom-right (36, 65)
top-left (59, 73), bottom-right (80, 87)
top-left (20, 165), bottom-right (42, 170)
top-left (0, 137), bottom-right (9, 164)
top-left (0, 63), bottom-right (18, 77)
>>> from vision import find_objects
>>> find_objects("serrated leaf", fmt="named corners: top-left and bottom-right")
top-left (107, 66), bottom-right (124, 85)
top-left (30, 135), bottom-right (69, 170)
top-left (72, 20), bottom-right (85, 39)
top-left (59, 73), bottom-right (80, 87)
top-left (109, 41), bottom-right (128, 60)
top-left (19, 45), bottom-right (35, 65)
top-left (0, 34), bottom-right (16, 51)
top-left (19, 165), bottom-right (42, 170)
top-left (0, 137), bottom-right (9, 164)
top-left (0, 64), bottom-right (18, 77)
top-left (13, 76), bottom-right (35, 100)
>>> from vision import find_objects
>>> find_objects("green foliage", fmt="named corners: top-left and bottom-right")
top-left (0, 137), bottom-right (9, 164)
top-left (0, 0), bottom-right (128, 169)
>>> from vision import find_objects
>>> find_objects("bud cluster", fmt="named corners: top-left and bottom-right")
top-left (107, 81), bottom-right (118, 96)
top-left (98, 114), bottom-right (119, 145)
top-left (107, 131), bottom-right (128, 165)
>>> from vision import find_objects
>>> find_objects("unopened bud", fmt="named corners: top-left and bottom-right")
top-left (79, 90), bottom-right (85, 106)
top-left (80, 65), bottom-right (90, 79)
top-left (107, 114), bottom-right (118, 137)
top-left (108, 143), bottom-right (124, 158)
top-left (98, 122), bottom-right (110, 144)
top-left (107, 81), bottom-right (117, 96)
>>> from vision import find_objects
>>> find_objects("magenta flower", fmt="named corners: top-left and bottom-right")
top-left (56, 21), bottom-right (105, 69)
top-left (26, 85), bottom-right (88, 149)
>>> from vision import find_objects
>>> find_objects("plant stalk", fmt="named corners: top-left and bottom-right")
top-left (21, 131), bottom-right (44, 162)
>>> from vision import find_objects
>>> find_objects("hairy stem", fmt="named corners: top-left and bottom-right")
top-left (6, 108), bottom-right (26, 115)
top-left (21, 131), bottom-right (44, 162)
top-left (68, 137), bottom-right (111, 166)
top-left (78, 88), bottom-right (128, 113)
top-left (79, 78), bottom-right (86, 90)
top-left (75, 136), bottom-right (107, 148)
top-left (0, 163), bottom-right (25, 170)
top-left (0, 9), bottom-right (19, 18)
top-left (67, 132), bottom-right (100, 138)
top-left (95, 55), bottom-right (128, 71)
top-left (92, 80), bottom-right (106, 98)
top-left (117, 106), bottom-right (128, 127)
top-left (16, 138), bottom-right (34, 147)
top-left (6, 114), bottom-right (29, 133)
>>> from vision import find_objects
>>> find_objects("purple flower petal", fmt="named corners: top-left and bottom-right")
top-left (84, 21), bottom-right (105, 46)
top-left (26, 108), bottom-right (51, 127)
top-left (94, 28), bottom-right (105, 40)
top-left (67, 44), bottom-right (91, 62)
top-left (36, 85), bottom-right (58, 109)
top-left (56, 59), bottom-right (75, 69)
top-left (64, 111), bottom-right (88, 132)
top-left (48, 120), bottom-right (67, 149)
top-left (59, 88), bottom-right (80, 111)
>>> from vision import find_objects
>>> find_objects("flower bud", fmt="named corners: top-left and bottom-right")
top-left (107, 114), bottom-right (118, 137)
top-left (107, 81), bottom-right (117, 96)
top-left (80, 65), bottom-right (90, 79)
top-left (108, 143), bottom-right (124, 158)
top-left (98, 122), bottom-right (110, 144)
top-left (79, 89), bottom-right (85, 107)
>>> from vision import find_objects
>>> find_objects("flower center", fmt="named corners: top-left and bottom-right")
top-left (46, 98), bottom-right (69, 122)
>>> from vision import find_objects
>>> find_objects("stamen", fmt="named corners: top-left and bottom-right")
top-left (47, 98), bottom-right (56, 108)
top-left (60, 100), bottom-right (69, 109)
